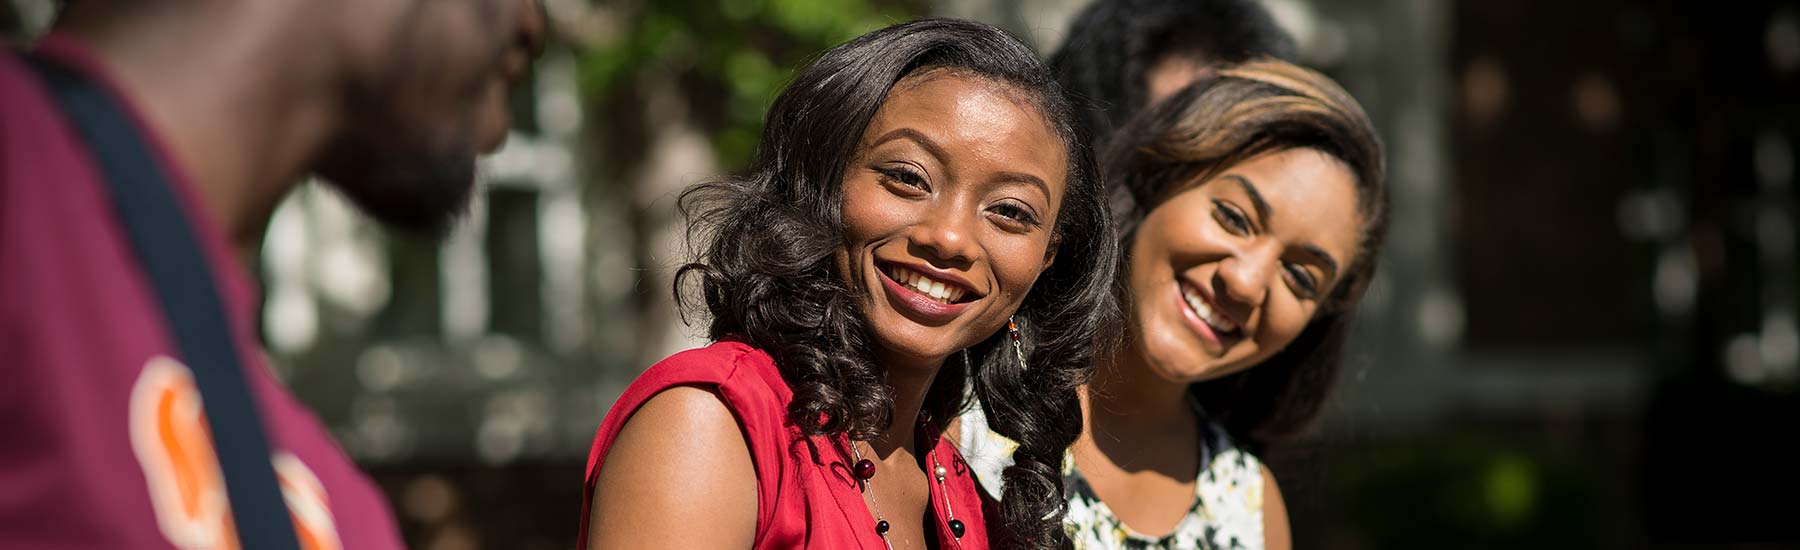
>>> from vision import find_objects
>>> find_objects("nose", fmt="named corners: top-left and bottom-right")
top-left (1217, 240), bottom-right (1279, 307)
top-left (515, 0), bottom-right (548, 59)
top-left (911, 204), bottom-right (980, 267)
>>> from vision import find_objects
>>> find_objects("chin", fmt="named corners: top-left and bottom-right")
top-left (1132, 316), bottom-right (1223, 384)
top-left (1147, 351), bottom-right (1223, 385)
top-left (1152, 354), bottom-right (1245, 386)
top-left (317, 150), bottom-right (478, 237)
top-left (1167, 343), bottom-right (1268, 385)
top-left (866, 313), bottom-right (967, 370)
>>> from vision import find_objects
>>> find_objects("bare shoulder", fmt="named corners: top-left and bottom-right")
top-left (587, 386), bottom-right (758, 550)
top-left (1260, 464), bottom-right (1290, 550)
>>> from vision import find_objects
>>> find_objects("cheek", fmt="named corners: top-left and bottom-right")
top-left (840, 180), bottom-right (907, 242)
top-left (397, 26), bottom-right (484, 93)
top-left (1253, 301), bottom-right (1317, 355)
top-left (1138, 188), bottom-right (1230, 259)
top-left (986, 233), bottom-right (1054, 305)
top-left (1157, 206), bottom-right (1227, 256)
top-left (401, 11), bottom-right (511, 109)
top-left (1125, 231), bottom-right (1167, 303)
top-left (836, 179), bottom-right (917, 287)
top-left (1127, 205), bottom-right (1212, 284)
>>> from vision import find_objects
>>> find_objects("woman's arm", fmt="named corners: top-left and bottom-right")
top-left (1261, 464), bottom-right (1291, 550)
top-left (587, 386), bottom-right (759, 549)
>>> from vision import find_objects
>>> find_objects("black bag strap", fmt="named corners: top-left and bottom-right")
top-left (25, 54), bottom-right (302, 550)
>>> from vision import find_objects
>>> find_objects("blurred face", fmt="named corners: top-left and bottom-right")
top-left (1126, 148), bottom-right (1362, 384)
top-left (315, 0), bottom-right (545, 235)
top-left (1144, 53), bottom-right (1211, 106)
top-left (836, 71), bottom-right (1068, 369)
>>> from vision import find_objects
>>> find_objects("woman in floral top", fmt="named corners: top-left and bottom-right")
top-left (958, 59), bottom-right (1387, 550)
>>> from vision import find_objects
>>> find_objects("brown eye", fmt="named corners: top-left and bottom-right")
top-left (1285, 263), bottom-right (1319, 299)
top-left (1212, 200), bottom-right (1251, 235)
top-left (987, 201), bottom-right (1041, 230)
top-left (874, 166), bottom-right (928, 193)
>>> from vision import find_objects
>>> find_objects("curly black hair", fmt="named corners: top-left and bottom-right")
top-left (1050, 0), bottom-right (1297, 148)
top-left (675, 19), bottom-right (1119, 550)
top-left (1105, 60), bottom-right (1386, 456)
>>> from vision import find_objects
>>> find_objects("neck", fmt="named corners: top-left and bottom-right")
top-left (1085, 341), bottom-right (1195, 435)
top-left (868, 352), bottom-right (944, 458)
top-left (55, 4), bottom-right (344, 252)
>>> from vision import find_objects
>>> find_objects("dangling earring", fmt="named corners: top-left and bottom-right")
top-left (1007, 316), bottom-right (1026, 369)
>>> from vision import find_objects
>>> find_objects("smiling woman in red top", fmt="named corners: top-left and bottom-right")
top-left (578, 19), bottom-right (1120, 550)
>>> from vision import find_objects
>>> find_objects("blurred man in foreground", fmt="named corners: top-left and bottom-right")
top-left (0, 1), bottom-right (544, 547)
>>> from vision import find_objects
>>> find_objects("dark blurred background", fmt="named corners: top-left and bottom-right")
top-left (7, 0), bottom-right (1798, 548)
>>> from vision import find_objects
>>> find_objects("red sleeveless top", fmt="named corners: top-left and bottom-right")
top-left (579, 340), bottom-right (990, 549)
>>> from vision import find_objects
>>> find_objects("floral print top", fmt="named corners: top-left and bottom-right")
top-left (957, 399), bottom-right (1266, 550)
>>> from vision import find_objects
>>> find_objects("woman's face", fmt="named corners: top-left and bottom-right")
top-left (1126, 148), bottom-right (1363, 384)
top-left (837, 71), bottom-right (1069, 369)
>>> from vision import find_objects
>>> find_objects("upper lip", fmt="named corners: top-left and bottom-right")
top-left (880, 259), bottom-right (983, 302)
top-left (1180, 274), bottom-right (1246, 332)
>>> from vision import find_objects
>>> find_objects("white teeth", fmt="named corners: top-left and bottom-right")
top-left (889, 265), bottom-right (966, 305)
top-left (1182, 284), bottom-right (1240, 335)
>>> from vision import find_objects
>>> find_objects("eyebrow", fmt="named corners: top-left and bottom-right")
top-left (993, 171), bottom-right (1053, 206)
top-left (1224, 174), bottom-right (1272, 223)
top-left (1302, 243), bottom-right (1340, 283)
top-left (1225, 173), bottom-right (1341, 281)
top-left (869, 127), bottom-right (950, 169)
top-left (870, 128), bottom-right (1054, 204)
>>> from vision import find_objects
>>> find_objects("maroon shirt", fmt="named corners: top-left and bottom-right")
top-left (0, 35), bottom-right (402, 549)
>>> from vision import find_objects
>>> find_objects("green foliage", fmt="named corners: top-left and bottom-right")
top-left (576, 0), bottom-right (924, 169)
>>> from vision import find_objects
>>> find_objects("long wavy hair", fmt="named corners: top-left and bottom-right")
top-left (1105, 60), bottom-right (1386, 456)
top-left (675, 19), bottom-right (1119, 549)
top-left (1049, 0), bottom-right (1297, 148)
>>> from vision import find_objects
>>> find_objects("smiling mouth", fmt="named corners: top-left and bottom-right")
top-left (884, 264), bottom-right (972, 304)
top-left (1179, 280), bottom-right (1242, 339)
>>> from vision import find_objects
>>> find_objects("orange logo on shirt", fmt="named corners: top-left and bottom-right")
top-left (128, 356), bottom-right (342, 550)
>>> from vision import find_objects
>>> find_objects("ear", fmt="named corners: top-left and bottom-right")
top-left (1042, 234), bottom-right (1060, 269)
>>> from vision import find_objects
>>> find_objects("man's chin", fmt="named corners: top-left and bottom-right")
top-left (476, 119), bottom-right (512, 154)
top-left (315, 153), bottom-right (479, 239)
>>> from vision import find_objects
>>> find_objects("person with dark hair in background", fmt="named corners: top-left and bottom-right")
top-left (0, 1), bottom-right (544, 548)
top-left (1049, 0), bottom-right (1297, 148)
top-left (579, 18), bottom-right (1120, 550)
top-left (958, 60), bottom-right (1386, 549)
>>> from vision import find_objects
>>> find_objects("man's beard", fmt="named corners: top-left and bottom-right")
top-left (312, 0), bottom-right (496, 239)
top-left (313, 129), bottom-right (480, 238)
